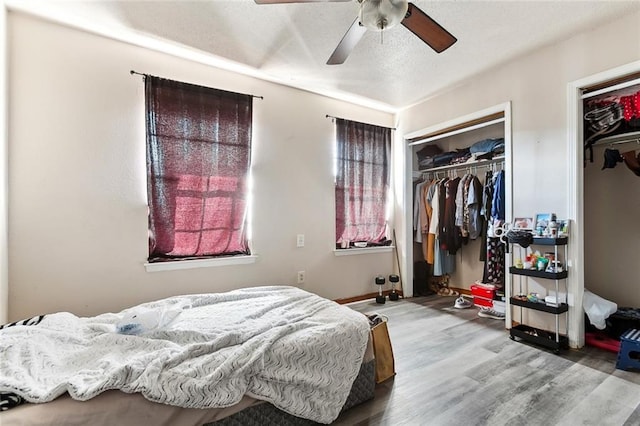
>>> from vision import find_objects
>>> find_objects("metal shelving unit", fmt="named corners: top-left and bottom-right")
top-left (508, 236), bottom-right (569, 354)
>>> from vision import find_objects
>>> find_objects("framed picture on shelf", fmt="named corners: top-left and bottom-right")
top-left (534, 213), bottom-right (554, 230)
top-left (513, 217), bottom-right (534, 230)
top-left (556, 219), bottom-right (570, 236)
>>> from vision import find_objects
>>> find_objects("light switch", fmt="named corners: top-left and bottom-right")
top-left (297, 234), bottom-right (305, 247)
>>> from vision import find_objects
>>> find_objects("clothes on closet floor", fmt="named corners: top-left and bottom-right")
top-left (414, 168), bottom-right (505, 280)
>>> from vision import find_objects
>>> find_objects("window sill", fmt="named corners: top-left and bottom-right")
top-left (334, 246), bottom-right (394, 256)
top-left (145, 255), bottom-right (258, 272)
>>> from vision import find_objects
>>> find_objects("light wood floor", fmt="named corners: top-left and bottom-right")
top-left (333, 295), bottom-right (640, 426)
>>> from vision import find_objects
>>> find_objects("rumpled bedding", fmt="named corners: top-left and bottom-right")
top-left (0, 286), bottom-right (370, 424)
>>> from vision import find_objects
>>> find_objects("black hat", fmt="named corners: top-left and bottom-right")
top-left (507, 230), bottom-right (534, 248)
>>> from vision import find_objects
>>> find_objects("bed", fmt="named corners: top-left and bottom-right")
top-left (0, 286), bottom-right (375, 425)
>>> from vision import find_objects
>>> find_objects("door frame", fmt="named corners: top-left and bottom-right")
top-left (402, 102), bottom-right (513, 324)
top-left (566, 60), bottom-right (640, 348)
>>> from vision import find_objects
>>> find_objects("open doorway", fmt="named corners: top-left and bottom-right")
top-left (567, 60), bottom-right (640, 348)
top-left (402, 102), bottom-right (513, 325)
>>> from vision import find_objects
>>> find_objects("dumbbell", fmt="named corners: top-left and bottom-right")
top-left (375, 275), bottom-right (386, 304)
top-left (388, 274), bottom-right (400, 301)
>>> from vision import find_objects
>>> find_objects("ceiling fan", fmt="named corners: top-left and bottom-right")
top-left (254, 0), bottom-right (457, 65)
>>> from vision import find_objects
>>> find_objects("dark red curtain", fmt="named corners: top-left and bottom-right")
top-left (145, 76), bottom-right (252, 261)
top-left (335, 118), bottom-right (391, 245)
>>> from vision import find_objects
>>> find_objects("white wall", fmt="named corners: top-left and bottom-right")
top-left (396, 10), bottom-right (640, 346)
top-left (400, 10), bottom-right (639, 218)
top-left (1, 3), bottom-right (8, 324)
top-left (584, 147), bottom-right (640, 308)
top-left (7, 12), bottom-right (395, 321)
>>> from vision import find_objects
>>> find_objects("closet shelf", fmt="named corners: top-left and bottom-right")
top-left (592, 131), bottom-right (640, 147)
top-left (510, 297), bottom-right (569, 314)
top-left (531, 236), bottom-right (568, 246)
top-left (509, 266), bottom-right (568, 280)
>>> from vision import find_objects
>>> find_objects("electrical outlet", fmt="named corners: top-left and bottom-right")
top-left (297, 270), bottom-right (305, 284)
top-left (296, 234), bottom-right (305, 247)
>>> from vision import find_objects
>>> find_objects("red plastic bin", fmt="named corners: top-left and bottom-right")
top-left (471, 284), bottom-right (496, 299)
top-left (473, 296), bottom-right (493, 308)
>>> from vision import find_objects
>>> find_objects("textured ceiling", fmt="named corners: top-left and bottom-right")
top-left (6, 0), bottom-right (640, 111)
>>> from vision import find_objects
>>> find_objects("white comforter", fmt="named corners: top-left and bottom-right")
top-left (0, 286), bottom-right (370, 424)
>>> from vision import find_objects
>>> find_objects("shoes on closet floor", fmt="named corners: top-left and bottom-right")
top-left (454, 297), bottom-right (473, 309)
top-left (478, 307), bottom-right (505, 320)
top-left (437, 287), bottom-right (460, 297)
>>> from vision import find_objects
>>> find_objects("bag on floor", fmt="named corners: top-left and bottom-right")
top-left (371, 321), bottom-right (395, 384)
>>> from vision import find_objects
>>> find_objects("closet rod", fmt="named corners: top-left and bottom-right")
top-left (407, 118), bottom-right (504, 147)
top-left (416, 155), bottom-right (504, 176)
top-left (593, 138), bottom-right (640, 148)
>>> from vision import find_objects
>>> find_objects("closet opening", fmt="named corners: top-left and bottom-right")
top-left (567, 61), bottom-right (640, 348)
top-left (402, 103), bottom-right (513, 326)
top-left (582, 76), bottom-right (640, 350)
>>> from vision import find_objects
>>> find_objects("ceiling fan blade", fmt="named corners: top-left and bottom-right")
top-left (327, 17), bottom-right (367, 65)
top-left (402, 2), bottom-right (457, 53)
top-left (254, 0), bottom-right (350, 4)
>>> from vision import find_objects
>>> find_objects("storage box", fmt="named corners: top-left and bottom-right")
top-left (545, 292), bottom-right (567, 307)
top-left (470, 283), bottom-right (496, 300)
top-left (473, 296), bottom-right (493, 308)
top-left (471, 283), bottom-right (496, 308)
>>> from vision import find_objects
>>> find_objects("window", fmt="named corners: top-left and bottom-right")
top-left (145, 76), bottom-right (252, 262)
top-left (334, 118), bottom-right (391, 248)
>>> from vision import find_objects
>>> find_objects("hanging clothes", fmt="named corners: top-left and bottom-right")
top-left (431, 178), bottom-right (456, 276)
top-left (455, 174), bottom-right (472, 238)
top-left (467, 175), bottom-right (483, 240)
top-left (454, 173), bottom-right (483, 242)
top-left (479, 170), bottom-right (493, 262)
top-left (414, 164), bottom-right (504, 279)
top-left (417, 179), bottom-right (435, 262)
top-left (413, 179), bottom-right (428, 243)
top-left (484, 237), bottom-right (505, 284)
top-left (424, 179), bottom-right (440, 264)
top-left (491, 170), bottom-right (506, 222)
top-left (441, 177), bottom-right (462, 255)
top-left (483, 170), bottom-right (506, 285)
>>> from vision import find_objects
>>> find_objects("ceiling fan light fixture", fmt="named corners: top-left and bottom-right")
top-left (359, 0), bottom-right (408, 31)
